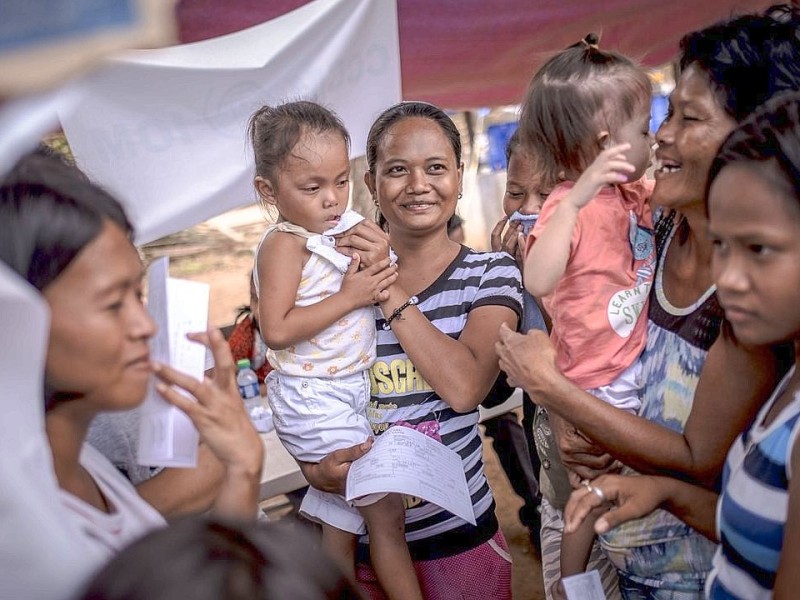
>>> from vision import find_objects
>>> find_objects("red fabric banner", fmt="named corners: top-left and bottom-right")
top-left (176, 0), bottom-right (772, 108)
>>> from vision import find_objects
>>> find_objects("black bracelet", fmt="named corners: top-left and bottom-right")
top-left (382, 296), bottom-right (418, 330)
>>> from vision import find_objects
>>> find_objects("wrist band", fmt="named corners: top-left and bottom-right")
top-left (382, 296), bottom-right (418, 330)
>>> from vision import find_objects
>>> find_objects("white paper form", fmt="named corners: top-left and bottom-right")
top-left (345, 426), bottom-right (476, 525)
top-left (562, 570), bottom-right (607, 600)
top-left (138, 257), bottom-right (209, 467)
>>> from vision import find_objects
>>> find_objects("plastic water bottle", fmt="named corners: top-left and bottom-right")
top-left (236, 358), bottom-right (260, 404)
top-left (236, 358), bottom-right (273, 432)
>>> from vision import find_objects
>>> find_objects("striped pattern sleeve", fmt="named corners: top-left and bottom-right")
top-left (708, 381), bottom-right (800, 599)
top-left (467, 250), bottom-right (523, 317)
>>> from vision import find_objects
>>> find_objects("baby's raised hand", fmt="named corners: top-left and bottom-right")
top-left (340, 253), bottom-right (398, 308)
top-left (568, 143), bottom-right (636, 210)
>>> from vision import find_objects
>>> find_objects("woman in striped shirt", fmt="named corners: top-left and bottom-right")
top-left (299, 101), bottom-right (523, 599)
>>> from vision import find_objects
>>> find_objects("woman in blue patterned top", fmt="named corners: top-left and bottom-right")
top-left (299, 101), bottom-right (523, 599)
top-left (563, 90), bottom-right (800, 600)
top-left (497, 5), bottom-right (800, 598)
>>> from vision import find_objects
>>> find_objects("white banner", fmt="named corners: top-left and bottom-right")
top-left (0, 263), bottom-right (103, 598)
top-left (60, 0), bottom-right (401, 244)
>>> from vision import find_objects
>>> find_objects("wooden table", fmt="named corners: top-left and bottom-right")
top-left (259, 429), bottom-right (308, 501)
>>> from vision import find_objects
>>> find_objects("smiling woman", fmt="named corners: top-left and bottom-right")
top-left (368, 116), bottom-right (463, 234)
top-left (495, 5), bottom-right (800, 598)
top-left (561, 90), bottom-right (800, 600)
top-left (650, 64), bottom-right (736, 210)
top-left (301, 101), bottom-right (523, 599)
top-left (247, 101), bottom-right (423, 600)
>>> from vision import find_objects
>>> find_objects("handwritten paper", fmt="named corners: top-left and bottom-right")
top-left (345, 425), bottom-right (476, 525)
top-left (138, 257), bottom-right (209, 467)
top-left (562, 570), bottom-right (607, 600)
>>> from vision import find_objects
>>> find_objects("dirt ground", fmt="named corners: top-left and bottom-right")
top-left (146, 204), bottom-right (545, 599)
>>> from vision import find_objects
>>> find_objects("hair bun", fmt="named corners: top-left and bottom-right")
top-left (582, 33), bottom-right (600, 49)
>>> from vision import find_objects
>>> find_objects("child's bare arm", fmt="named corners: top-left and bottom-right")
top-left (525, 143), bottom-right (636, 297)
top-left (568, 143), bottom-right (636, 210)
top-left (257, 232), bottom-right (397, 350)
top-left (563, 473), bottom-right (719, 541)
top-left (523, 199), bottom-right (580, 297)
top-left (560, 510), bottom-right (599, 577)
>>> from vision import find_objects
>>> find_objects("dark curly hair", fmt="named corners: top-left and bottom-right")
top-left (707, 91), bottom-right (800, 208)
top-left (679, 4), bottom-right (800, 123)
top-left (0, 147), bottom-right (133, 292)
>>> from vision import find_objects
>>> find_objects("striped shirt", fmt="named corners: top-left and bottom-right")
top-left (708, 367), bottom-right (800, 599)
top-left (362, 246), bottom-right (522, 560)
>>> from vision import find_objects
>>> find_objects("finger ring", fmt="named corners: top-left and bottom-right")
top-left (592, 485), bottom-right (607, 503)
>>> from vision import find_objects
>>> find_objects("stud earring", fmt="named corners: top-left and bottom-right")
top-left (458, 192), bottom-right (463, 200)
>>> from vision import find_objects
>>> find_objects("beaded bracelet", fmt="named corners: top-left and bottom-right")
top-left (382, 296), bottom-right (418, 330)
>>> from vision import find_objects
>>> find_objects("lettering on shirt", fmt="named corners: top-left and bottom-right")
top-left (368, 359), bottom-right (433, 396)
top-left (608, 282), bottom-right (651, 338)
top-left (367, 359), bottom-right (433, 508)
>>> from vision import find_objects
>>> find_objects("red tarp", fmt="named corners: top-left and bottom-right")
top-left (176, 0), bottom-right (773, 109)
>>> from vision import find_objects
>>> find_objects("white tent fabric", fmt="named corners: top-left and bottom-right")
top-left (60, 0), bottom-right (401, 244)
top-left (0, 263), bottom-right (105, 599)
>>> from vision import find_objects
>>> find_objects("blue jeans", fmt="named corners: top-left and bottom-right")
top-left (619, 576), bottom-right (705, 600)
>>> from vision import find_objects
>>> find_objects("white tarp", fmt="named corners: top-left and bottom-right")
top-left (60, 0), bottom-right (401, 244)
top-left (0, 263), bottom-right (104, 598)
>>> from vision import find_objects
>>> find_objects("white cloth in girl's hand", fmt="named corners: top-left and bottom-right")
top-left (307, 210), bottom-right (366, 272)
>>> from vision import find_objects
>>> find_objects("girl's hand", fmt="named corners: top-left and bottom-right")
top-left (298, 439), bottom-right (373, 494)
top-left (563, 474), bottom-right (666, 535)
top-left (153, 329), bottom-right (264, 477)
top-left (490, 216), bottom-right (525, 267)
top-left (340, 253), bottom-right (398, 307)
top-left (568, 143), bottom-right (636, 210)
top-left (334, 220), bottom-right (391, 268)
